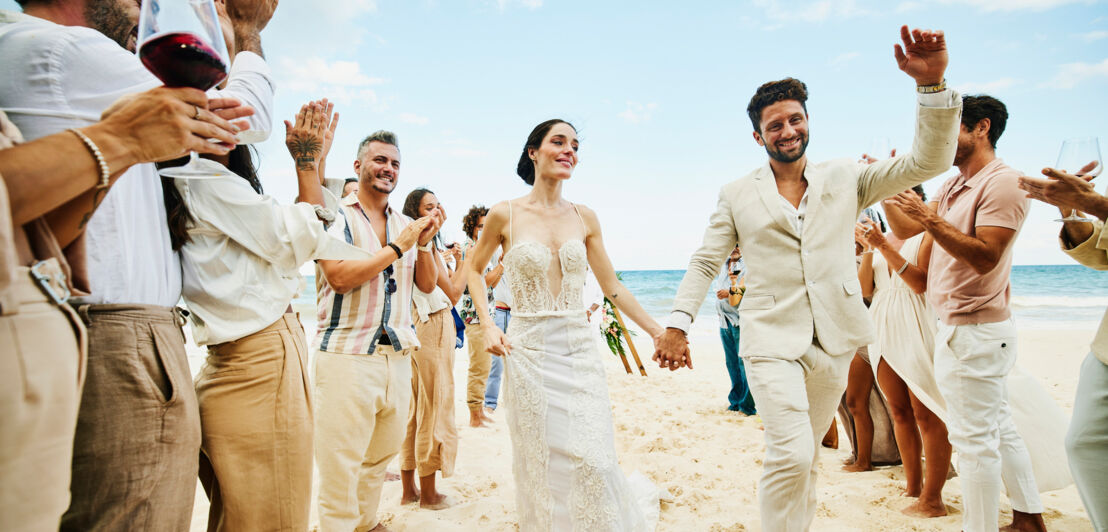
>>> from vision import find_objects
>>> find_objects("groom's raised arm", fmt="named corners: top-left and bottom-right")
top-left (653, 187), bottom-right (739, 370)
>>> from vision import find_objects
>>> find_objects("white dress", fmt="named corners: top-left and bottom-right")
top-left (501, 202), bottom-right (661, 531)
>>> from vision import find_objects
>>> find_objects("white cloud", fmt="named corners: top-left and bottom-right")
top-left (399, 112), bottom-right (430, 125)
top-left (496, 0), bottom-right (543, 10)
top-left (278, 57), bottom-right (388, 107)
top-left (830, 52), bottom-right (860, 68)
top-left (316, 0), bottom-right (378, 19)
top-left (1040, 58), bottom-right (1108, 89)
top-left (954, 77), bottom-right (1019, 93)
top-left (942, 0), bottom-right (1091, 10)
top-left (618, 101), bottom-right (658, 124)
top-left (752, 0), bottom-right (868, 23)
top-left (1079, 30), bottom-right (1108, 42)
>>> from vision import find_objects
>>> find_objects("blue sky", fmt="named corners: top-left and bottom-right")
top-left (4, 0), bottom-right (1106, 267)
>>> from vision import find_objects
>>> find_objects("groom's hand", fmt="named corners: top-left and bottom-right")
top-left (652, 328), bottom-right (692, 371)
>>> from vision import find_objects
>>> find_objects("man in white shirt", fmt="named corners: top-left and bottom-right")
top-left (654, 26), bottom-right (961, 531)
top-left (0, 1), bottom-right (276, 529)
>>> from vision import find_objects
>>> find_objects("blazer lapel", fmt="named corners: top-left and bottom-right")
top-left (753, 164), bottom-right (801, 240)
top-left (801, 165), bottom-right (827, 240)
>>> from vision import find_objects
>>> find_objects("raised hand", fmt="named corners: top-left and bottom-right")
top-left (320, 99), bottom-right (338, 162)
top-left (1019, 166), bottom-right (1106, 219)
top-left (894, 25), bottom-right (948, 86)
top-left (652, 328), bottom-right (692, 371)
top-left (223, 0), bottom-right (279, 55)
top-left (284, 101), bottom-right (327, 172)
top-left (859, 148), bottom-right (896, 165)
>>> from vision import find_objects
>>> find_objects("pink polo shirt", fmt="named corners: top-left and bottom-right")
top-left (927, 158), bottom-right (1029, 326)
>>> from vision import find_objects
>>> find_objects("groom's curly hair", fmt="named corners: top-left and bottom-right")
top-left (746, 78), bottom-right (809, 133)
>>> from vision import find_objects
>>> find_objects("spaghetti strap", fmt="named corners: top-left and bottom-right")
top-left (507, 200), bottom-right (513, 245)
top-left (571, 203), bottom-right (586, 235)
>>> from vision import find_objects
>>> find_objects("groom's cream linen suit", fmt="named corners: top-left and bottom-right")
top-left (668, 92), bottom-right (961, 532)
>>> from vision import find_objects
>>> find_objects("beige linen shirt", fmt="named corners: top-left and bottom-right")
top-left (1061, 220), bottom-right (1108, 365)
top-left (927, 158), bottom-right (1028, 326)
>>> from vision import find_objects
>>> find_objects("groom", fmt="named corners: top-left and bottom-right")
top-left (653, 26), bottom-right (961, 531)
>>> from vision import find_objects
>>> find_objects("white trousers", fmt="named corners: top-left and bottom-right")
top-left (934, 319), bottom-right (1042, 532)
top-left (314, 348), bottom-right (412, 532)
top-left (745, 343), bottom-right (852, 532)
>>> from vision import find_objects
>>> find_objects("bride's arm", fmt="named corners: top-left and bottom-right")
top-left (578, 205), bottom-right (664, 339)
top-left (466, 201), bottom-right (513, 355)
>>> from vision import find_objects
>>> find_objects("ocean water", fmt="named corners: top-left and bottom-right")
top-left (296, 265), bottom-right (1106, 329)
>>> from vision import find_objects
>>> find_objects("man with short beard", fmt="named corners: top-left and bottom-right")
top-left (0, 0), bottom-right (277, 529)
top-left (654, 26), bottom-right (961, 531)
top-left (883, 95), bottom-right (1047, 532)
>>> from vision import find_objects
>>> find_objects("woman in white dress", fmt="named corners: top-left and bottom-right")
top-left (465, 119), bottom-right (665, 531)
top-left (856, 187), bottom-right (951, 518)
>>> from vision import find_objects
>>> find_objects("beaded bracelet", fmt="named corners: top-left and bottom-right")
top-left (916, 79), bottom-right (947, 94)
top-left (68, 128), bottom-right (110, 190)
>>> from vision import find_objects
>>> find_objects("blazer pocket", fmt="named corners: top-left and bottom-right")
top-left (842, 279), bottom-right (861, 296)
top-left (740, 295), bottom-right (775, 311)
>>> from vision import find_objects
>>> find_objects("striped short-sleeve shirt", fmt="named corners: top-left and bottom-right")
top-left (315, 194), bottom-right (419, 354)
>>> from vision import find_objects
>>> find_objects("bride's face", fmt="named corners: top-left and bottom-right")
top-left (530, 123), bottom-right (579, 181)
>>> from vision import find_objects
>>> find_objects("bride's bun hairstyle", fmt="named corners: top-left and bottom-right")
top-left (516, 119), bottom-right (576, 186)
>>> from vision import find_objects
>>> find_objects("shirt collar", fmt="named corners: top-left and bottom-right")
top-left (344, 192), bottom-right (394, 216)
top-left (956, 157), bottom-right (1005, 190)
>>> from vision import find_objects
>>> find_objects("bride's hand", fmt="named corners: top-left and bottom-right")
top-left (484, 324), bottom-right (512, 357)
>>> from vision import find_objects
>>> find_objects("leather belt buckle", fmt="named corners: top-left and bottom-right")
top-left (30, 261), bottom-right (70, 305)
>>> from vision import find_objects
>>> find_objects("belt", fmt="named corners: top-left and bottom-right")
top-left (494, 305), bottom-right (511, 311)
top-left (30, 259), bottom-right (70, 305)
top-left (377, 333), bottom-right (392, 346)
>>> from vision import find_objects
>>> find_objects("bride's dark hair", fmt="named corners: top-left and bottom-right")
top-left (516, 119), bottom-right (576, 186)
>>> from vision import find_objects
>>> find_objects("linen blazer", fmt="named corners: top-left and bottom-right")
top-left (672, 99), bottom-right (962, 360)
top-left (1062, 220), bottom-right (1107, 364)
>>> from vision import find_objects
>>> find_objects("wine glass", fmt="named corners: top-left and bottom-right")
top-left (867, 137), bottom-right (891, 161)
top-left (1054, 137), bottom-right (1103, 222)
top-left (857, 212), bottom-right (877, 255)
top-left (137, 0), bottom-right (236, 179)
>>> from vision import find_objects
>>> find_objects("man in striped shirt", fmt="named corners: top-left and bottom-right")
top-left (313, 130), bottom-right (440, 532)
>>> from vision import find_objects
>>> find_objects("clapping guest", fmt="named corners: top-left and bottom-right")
top-left (857, 186), bottom-right (953, 518)
top-left (399, 188), bottom-right (466, 511)
top-left (1019, 167), bottom-right (1108, 530)
top-left (458, 205), bottom-right (505, 428)
top-left (166, 101), bottom-right (359, 531)
top-left (0, 88), bottom-right (243, 532)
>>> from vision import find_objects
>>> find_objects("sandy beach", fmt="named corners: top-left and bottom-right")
top-left (186, 316), bottom-right (1096, 531)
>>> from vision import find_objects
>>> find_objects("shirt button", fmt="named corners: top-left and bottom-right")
top-left (808, 281), bottom-right (815, 287)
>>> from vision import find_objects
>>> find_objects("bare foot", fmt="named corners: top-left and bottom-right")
top-left (1001, 511), bottom-right (1047, 532)
top-left (901, 499), bottom-right (947, 518)
top-left (469, 409), bottom-right (486, 428)
top-left (484, 406), bottom-right (496, 417)
top-left (369, 524), bottom-right (392, 532)
top-left (420, 494), bottom-right (451, 511)
top-left (841, 461), bottom-right (873, 472)
top-left (385, 471), bottom-right (400, 482)
top-left (401, 491), bottom-right (420, 505)
top-left (842, 457), bottom-right (856, 466)
top-left (480, 410), bottom-right (496, 424)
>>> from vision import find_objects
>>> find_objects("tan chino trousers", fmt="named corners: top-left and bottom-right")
top-left (196, 313), bottom-right (313, 532)
top-left (465, 322), bottom-right (491, 411)
top-left (0, 263), bottom-right (85, 532)
top-left (401, 308), bottom-right (458, 477)
top-left (314, 347), bottom-right (412, 532)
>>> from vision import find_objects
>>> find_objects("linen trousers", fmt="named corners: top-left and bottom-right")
top-left (465, 322), bottom-right (491, 411)
top-left (1066, 352), bottom-right (1108, 532)
top-left (196, 313), bottom-right (313, 532)
top-left (62, 304), bottom-right (201, 532)
top-left (745, 342), bottom-right (852, 532)
top-left (934, 319), bottom-right (1042, 532)
top-left (0, 264), bottom-right (85, 532)
top-left (401, 308), bottom-right (458, 477)
top-left (314, 347), bottom-right (412, 532)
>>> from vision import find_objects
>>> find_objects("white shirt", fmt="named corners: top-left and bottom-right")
top-left (413, 250), bottom-right (453, 323)
top-left (665, 89), bottom-right (959, 333)
top-left (0, 10), bottom-right (274, 307)
top-left (176, 177), bottom-right (366, 345)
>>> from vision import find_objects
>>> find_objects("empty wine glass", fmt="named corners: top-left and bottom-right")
top-left (138, 0), bottom-right (236, 179)
top-left (867, 137), bottom-right (891, 161)
top-left (1054, 137), bottom-right (1102, 222)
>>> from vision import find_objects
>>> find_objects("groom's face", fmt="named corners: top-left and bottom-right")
top-left (753, 99), bottom-right (809, 164)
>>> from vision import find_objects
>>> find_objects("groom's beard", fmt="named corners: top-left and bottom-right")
top-left (764, 134), bottom-right (809, 163)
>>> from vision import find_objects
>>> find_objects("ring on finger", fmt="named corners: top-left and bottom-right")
top-left (193, 105), bottom-right (202, 120)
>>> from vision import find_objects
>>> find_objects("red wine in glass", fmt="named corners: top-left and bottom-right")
top-left (139, 32), bottom-right (227, 90)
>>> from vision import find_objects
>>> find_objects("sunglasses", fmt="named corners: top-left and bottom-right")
top-left (383, 264), bottom-right (397, 295)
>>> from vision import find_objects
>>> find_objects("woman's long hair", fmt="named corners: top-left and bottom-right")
top-left (163, 146), bottom-right (263, 251)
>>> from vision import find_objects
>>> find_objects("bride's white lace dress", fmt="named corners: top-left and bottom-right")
top-left (500, 205), bottom-right (661, 531)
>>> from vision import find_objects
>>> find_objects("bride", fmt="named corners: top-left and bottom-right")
top-left (465, 119), bottom-right (666, 531)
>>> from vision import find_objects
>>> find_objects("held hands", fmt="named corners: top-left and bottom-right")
top-left (484, 323), bottom-right (513, 357)
top-left (652, 328), bottom-right (692, 371)
top-left (894, 25), bottom-right (948, 86)
top-left (394, 217), bottom-right (434, 252)
top-left (99, 87), bottom-right (251, 163)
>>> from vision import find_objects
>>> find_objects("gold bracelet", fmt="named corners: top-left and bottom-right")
top-left (916, 79), bottom-right (947, 94)
top-left (68, 128), bottom-right (111, 190)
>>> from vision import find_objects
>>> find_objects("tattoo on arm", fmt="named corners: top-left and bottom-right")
top-left (77, 187), bottom-right (109, 230)
top-left (608, 293), bottom-right (619, 299)
top-left (290, 134), bottom-right (322, 172)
